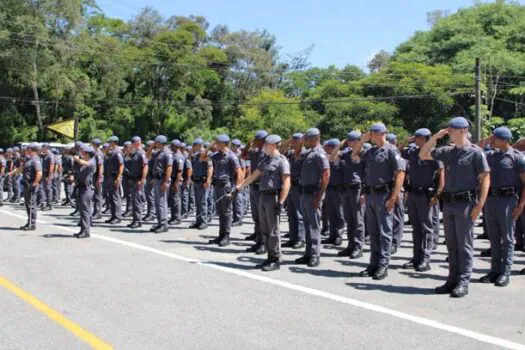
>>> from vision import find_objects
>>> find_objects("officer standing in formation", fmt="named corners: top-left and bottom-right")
top-left (151, 135), bottom-right (173, 234)
top-left (352, 123), bottom-right (406, 280)
top-left (478, 127), bottom-right (525, 287)
top-left (106, 136), bottom-right (124, 224)
top-left (209, 134), bottom-right (241, 246)
top-left (295, 128), bottom-right (330, 267)
top-left (169, 140), bottom-right (184, 226)
top-left (189, 138), bottom-right (213, 230)
top-left (401, 128), bottom-right (443, 272)
top-left (0, 148), bottom-right (5, 206)
top-left (40, 143), bottom-right (55, 211)
top-left (236, 135), bottom-right (291, 271)
top-left (92, 139), bottom-right (104, 220)
top-left (127, 136), bottom-right (148, 229)
top-left (143, 140), bottom-right (157, 222)
top-left (420, 116), bottom-right (490, 298)
top-left (72, 144), bottom-right (96, 239)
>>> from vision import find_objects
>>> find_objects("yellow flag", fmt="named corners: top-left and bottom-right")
top-left (46, 119), bottom-right (75, 139)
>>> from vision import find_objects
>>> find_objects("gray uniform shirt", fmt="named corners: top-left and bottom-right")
top-left (94, 149), bottom-right (104, 181)
top-left (130, 150), bottom-right (148, 179)
top-left (257, 154), bottom-right (290, 191)
top-left (299, 145), bottom-right (330, 187)
top-left (341, 148), bottom-right (365, 184)
top-left (77, 158), bottom-right (96, 187)
top-left (107, 148), bottom-right (124, 176)
top-left (212, 150), bottom-right (240, 181)
top-left (152, 147), bottom-right (173, 178)
top-left (287, 148), bottom-right (307, 182)
top-left (23, 155), bottom-right (42, 183)
top-left (402, 146), bottom-right (442, 187)
top-left (192, 154), bottom-right (212, 180)
top-left (171, 151), bottom-right (185, 180)
top-left (42, 150), bottom-right (55, 176)
top-left (486, 147), bottom-right (525, 189)
top-left (362, 143), bottom-right (405, 187)
top-left (431, 143), bottom-right (490, 193)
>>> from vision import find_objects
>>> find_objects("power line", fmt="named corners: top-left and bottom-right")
top-left (0, 91), bottom-right (473, 108)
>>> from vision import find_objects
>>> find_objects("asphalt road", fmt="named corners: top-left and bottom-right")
top-left (1, 201), bottom-right (525, 349)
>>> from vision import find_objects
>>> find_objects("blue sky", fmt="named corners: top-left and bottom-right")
top-left (97, 0), bottom-right (524, 69)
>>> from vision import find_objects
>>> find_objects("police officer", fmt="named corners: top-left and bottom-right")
top-left (386, 133), bottom-right (405, 254)
top-left (151, 135), bottom-right (173, 233)
top-left (168, 140), bottom-right (184, 226)
top-left (189, 138), bottom-right (213, 230)
top-left (40, 143), bottom-right (55, 211)
top-left (294, 128), bottom-right (330, 267)
top-left (352, 123), bottom-right (406, 280)
top-left (322, 138), bottom-right (345, 246)
top-left (72, 145), bottom-right (96, 239)
top-left (5, 148), bottom-right (14, 202)
top-left (209, 134), bottom-right (241, 247)
top-left (11, 147), bottom-right (22, 203)
top-left (101, 143), bottom-right (111, 214)
top-left (478, 127), bottom-right (525, 287)
top-left (185, 145), bottom-right (196, 215)
top-left (9, 144), bottom-right (42, 230)
top-left (51, 148), bottom-right (62, 204)
top-left (61, 147), bottom-right (75, 206)
top-left (420, 116), bottom-right (490, 298)
top-left (91, 139), bottom-right (104, 220)
top-left (242, 130), bottom-right (268, 246)
top-left (122, 141), bottom-right (133, 217)
top-left (283, 133), bottom-right (307, 249)
top-left (340, 131), bottom-right (366, 258)
top-left (401, 128), bottom-right (444, 272)
top-left (105, 136), bottom-right (124, 224)
top-left (231, 139), bottom-right (246, 226)
top-left (125, 136), bottom-right (149, 229)
top-left (236, 135), bottom-right (291, 271)
top-left (181, 144), bottom-right (193, 219)
top-left (143, 140), bottom-right (157, 222)
top-left (0, 148), bottom-right (5, 206)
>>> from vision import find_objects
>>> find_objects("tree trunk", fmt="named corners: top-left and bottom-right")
top-left (31, 40), bottom-right (44, 135)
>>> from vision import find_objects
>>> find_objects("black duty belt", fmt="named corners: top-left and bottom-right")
top-left (344, 183), bottom-right (362, 190)
top-left (406, 185), bottom-right (436, 196)
top-left (488, 187), bottom-right (516, 197)
top-left (300, 185), bottom-right (319, 194)
top-left (260, 189), bottom-right (280, 196)
top-left (364, 183), bottom-right (392, 195)
top-left (193, 176), bottom-right (207, 183)
top-left (442, 189), bottom-right (476, 203)
top-left (252, 183), bottom-right (260, 190)
top-left (291, 178), bottom-right (300, 186)
top-left (327, 184), bottom-right (345, 192)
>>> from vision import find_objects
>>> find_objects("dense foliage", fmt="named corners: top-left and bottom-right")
top-left (1, 0), bottom-right (525, 146)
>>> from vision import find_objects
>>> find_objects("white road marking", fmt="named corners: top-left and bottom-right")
top-left (1, 208), bottom-right (524, 350)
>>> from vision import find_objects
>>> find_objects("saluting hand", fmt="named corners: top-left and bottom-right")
top-left (435, 128), bottom-right (449, 139)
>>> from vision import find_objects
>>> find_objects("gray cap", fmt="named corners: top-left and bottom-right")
top-left (6, 148), bottom-right (13, 153)
top-left (493, 126), bottom-right (512, 141)
top-left (216, 134), bottom-right (230, 143)
top-left (181, 142), bottom-right (186, 148)
top-left (292, 132), bottom-right (304, 140)
top-left (102, 143), bottom-right (110, 149)
top-left (13, 146), bottom-right (19, 152)
top-left (28, 143), bottom-right (39, 150)
top-left (42, 142), bottom-right (50, 148)
top-left (171, 139), bottom-right (181, 147)
top-left (414, 128), bottom-right (431, 137)
top-left (231, 139), bottom-right (242, 147)
top-left (108, 136), bottom-right (119, 143)
top-left (326, 138), bottom-right (341, 147)
top-left (254, 130), bottom-right (269, 140)
top-left (131, 136), bottom-right (141, 144)
top-left (265, 135), bottom-right (282, 144)
top-left (91, 138), bottom-right (101, 145)
top-left (155, 135), bottom-right (168, 144)
top-left (82, 145), bottom-right (95, 153)
top-left (193, 138), bottom-right (204, 145)
top-left (386, 133), bottom-right (397, 142)
top-left (346, 131), bottom-right (362, 141)
top-left (448, 116), bottom-right (469, 129)
top-left (203, 141), bottom-right (211, 148)
top-left (75, 141), bottom-right (83, 148)
top-left (370, 123), bottom-right (387, 133)
top-left (123, 141), bottom-right (132, 147)
top-left (305, 128), bottom-right (321, 137)
top-left (146, 140), bottom-right (155, 146)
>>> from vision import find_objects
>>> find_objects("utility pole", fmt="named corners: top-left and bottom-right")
top-left (74, 116), bottom-right (79, 142)
top-left (475, 57), bottom-right (481, 142)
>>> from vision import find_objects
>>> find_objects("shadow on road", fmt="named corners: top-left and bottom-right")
top-left (347, 282), bottom-right (435, 295)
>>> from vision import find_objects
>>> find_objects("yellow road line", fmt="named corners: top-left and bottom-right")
top-left (0, 276), bottom-right (113, 350)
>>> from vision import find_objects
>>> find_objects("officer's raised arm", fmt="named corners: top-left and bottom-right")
top-left (419, 128), bottom-right (448, 160)
top-left (351, 131), bottom-right (370, 163)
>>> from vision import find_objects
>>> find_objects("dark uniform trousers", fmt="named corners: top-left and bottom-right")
top-left (0, 176), bottom-right (4, 204)
top-left (145, 177), bottom-right (156, 217)
top-left (194, 181), bottom-right (209, 225)
top-left (64, 177), bottom-right (74, 204)
top-left (78, 187), bottom-right (94, 234)
top-left (366, 192), bottom-right (394, 268)
top-left (93, 182), bottom-right (103, 216)
top-left (407, 193), bottom-right (435, 264)
top-left (52, 175), bottom-right (60, 202)
top-left (286, 185), bottom-right (305, 242)
top-left (103, 177), bottom-right (110, 209)
top-left (24, 184), bottom-right (38, 226)
top-left (123, 178), bottom-right (131, 213)
top-left (325, 186), bottom-right (345, 240)
top-left (300, 192), bottom-right (322, 258)
top-left (188, 183), bottom-right (195, 212)
top-left (108, 175), bottom-right (122, 219)
top-left (181, 183), bottom-right (190, 216)
top-left (485, 195), bottom-right (516, 275)
top-left (250, 185), bottom-right (261, 241)
top-left (258, 193), bottom-right (281, 259)
top-left (169, 182), bottom-right (182, 221)
top-left (342, 186), bottom-right (365, 250)
top-left (393, 191), bottom-right (404, 247)
top-left (208, 185), bottom-right (215, 219)
top-left (42, 176), bottom-right (53, 206)
top-left (154, 179), bottom-right (170, 227)
top-left (432, 204), bottom-right (440, 248)
top-left (233, 190), bottom-right (244, 223)
top-left (12, 175), bottom-right (21, 201)
top-left (6, 175), bottom-right (13, 200)
top-left (129, 180), bottom-right (145, 224)
top-left (442, 200), bottom-right (476, 286)
top-left (215, 183), bottom-right (233, 237)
